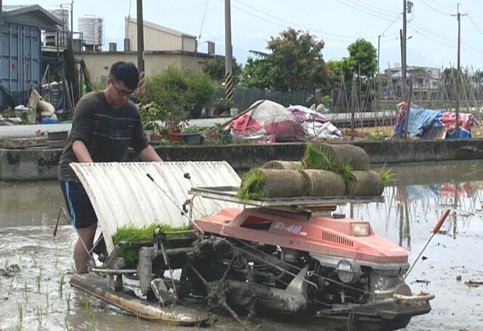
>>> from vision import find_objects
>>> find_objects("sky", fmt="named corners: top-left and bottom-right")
top-left (5, 0), bottom-right (483, 72)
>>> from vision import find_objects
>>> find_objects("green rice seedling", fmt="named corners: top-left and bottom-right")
top-left (339, 162), bottom-right (354, 195)
top-left (379, 163), bottom-right (395, 184)
top-left (112, 224), bottom-right (191, 264)
top-left (36, 306), bottom-right (43, 327)
top-left (303, 142), bottom-right (335, 170)
top-left (45, 288), bottom-right (50, 310)
top-left (112, 223), bottom-right (191, 244)
top-left (35, 267), bottom-right (42, 293)
top-left (84, 299), bottom-right (92, 316)
top-left (34, 241), bottom-right (42, 254)
top-left (16, 303), bottom-right (23, 331)
top-left (22, 279), bottom-right (30, 302)
top-left (236, 169), bottom-right (266, 201)
top-left (64, 316), bottom-right (72, 331)
top-left (54, 247), bottom-right (60, 268)
top-left (65, 292), bottom-right (71, 314)
top-left (58, 271), bottom-right (65, 298)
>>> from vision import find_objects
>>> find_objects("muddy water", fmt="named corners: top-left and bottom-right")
top-left (1, 160), bottom-right (483, 331)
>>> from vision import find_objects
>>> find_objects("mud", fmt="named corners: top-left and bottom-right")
top-left (1, 160), bottom-right (483, 331)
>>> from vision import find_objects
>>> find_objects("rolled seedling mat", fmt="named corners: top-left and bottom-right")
top-left (262, 160), bottom-right (305, 170)
top-left (302, 169), bottom-right (345, 197)
top-left (241, 168), bottom-right (306, 198)
top-left (304, 143), bottom-right (370, 171)
top-left (346, 170), bottom-right (384, 196)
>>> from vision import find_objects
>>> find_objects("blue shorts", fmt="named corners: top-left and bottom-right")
top-left (60, 181), bottom-right (98, 229)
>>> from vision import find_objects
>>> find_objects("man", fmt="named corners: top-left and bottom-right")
top-left (59, 61), bottom-right (162, 273)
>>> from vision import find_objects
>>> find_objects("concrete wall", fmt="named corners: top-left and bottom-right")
top-left (2, 139), bottom-right (483, 182)
top-left (0, 148), bottom-right (62, 181)
top-left (79, 51), bottom-right (214, 84)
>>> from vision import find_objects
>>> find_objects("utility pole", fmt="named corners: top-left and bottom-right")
top-left (224, 0), bottom-right (233, 102)
top-left (400, 0), bottom-right (407, 100)
top-left (452, 4), bottom-right (467, 139)
top-left (377, 35), bottom-right (381, 74)
top-left (136, 0), bottom-right (144, 73)
top-left (70, 1), bottom-right (74, 42)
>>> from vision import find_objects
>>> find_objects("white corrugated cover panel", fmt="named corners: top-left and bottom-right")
top-left (70, 161), bottom-right (241, 253)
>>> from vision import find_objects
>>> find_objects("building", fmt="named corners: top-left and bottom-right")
top-left (124, 17), bottom-right (197, 53)
top-left (0, 5), bottom-right (61, 107)
top-left (79, 18), bottom-right (216, 84)
top-left (44, 7), bottom-right (70, 47)
top-left (1, 5), bottom-right (217, 109)
top-left (383, 66), bottom-right (442, 100)
top-left (78, 15), bottom-right (104, 52)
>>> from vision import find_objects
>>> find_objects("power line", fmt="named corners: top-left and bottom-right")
top-left (419, 0), bottom-right (451, 16)
top-left (231, 0), bottom-right (360, 42)
top-left (198, 0), bottom-right (210, 40)
top-left (410, 21), bottom-right (456, 44)
top-left (467, 14), bottom-right (483, 36)
top-left (335, 0), bottom-right (400, 20)
top-left (381, 13), bottom-right (402, 37)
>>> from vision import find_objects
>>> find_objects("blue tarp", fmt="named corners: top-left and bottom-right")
top-left (394, 103), bottom-right (477, 139)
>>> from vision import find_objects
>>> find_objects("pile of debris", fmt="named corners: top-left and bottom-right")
top-left (231, 100), bottom-right (341, 142)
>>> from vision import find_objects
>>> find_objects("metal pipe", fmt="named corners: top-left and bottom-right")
top-left (404, 208), bottom-right (451, 278)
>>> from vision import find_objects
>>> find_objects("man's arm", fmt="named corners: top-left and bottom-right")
top-left (72, 140), bottom-right (93, 162)
top-left (139, 145), bottom-right (163, 162)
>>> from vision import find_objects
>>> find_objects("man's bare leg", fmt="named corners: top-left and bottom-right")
top-left (74, 223), bottom-right (97, 273)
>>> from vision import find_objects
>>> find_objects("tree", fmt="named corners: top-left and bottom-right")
top-left (203, 56), bottom-right (242, 85)
top-left (344, 38), bottom-right (378, 80)
top-left (441, 67), bottom-right (469, 100)
top-left (326, 39), bottom-right (379, 110)
top-left (241, 28), bottom-right (326, 92)
top-left (240, 51), bottom-right (272, 89)
top-left (325, 60), bottom-right (344, 89)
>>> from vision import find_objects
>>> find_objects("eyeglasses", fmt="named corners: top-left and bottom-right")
top-left (111, 81), bottom-right (135, 97)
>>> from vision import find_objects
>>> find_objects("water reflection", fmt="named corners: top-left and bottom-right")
top-left (0, 181), bottom-right (65, 228)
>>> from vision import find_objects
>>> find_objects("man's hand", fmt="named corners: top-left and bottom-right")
top-left (140, 145), bottom-right (163, 162)
top-left (72, 140), bottom-right (93, 163)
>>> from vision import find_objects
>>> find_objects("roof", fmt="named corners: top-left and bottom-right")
top-left (126, 16), bottom-right (197, 39)
top-left (2, 4), bottom-right (62, 29)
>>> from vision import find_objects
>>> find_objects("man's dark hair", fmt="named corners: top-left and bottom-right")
top-left (109, 61), bottom-right (139, 90)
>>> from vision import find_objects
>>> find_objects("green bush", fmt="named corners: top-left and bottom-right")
top-left (186, 72), bottom-right (215, 118)
top-left (138, 101), bottom-right (166, 130)
top-left (144, 66), bottom-right (214, 127)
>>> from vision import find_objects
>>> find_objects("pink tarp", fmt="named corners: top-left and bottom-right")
top-left (232, 100), bottom-right (306, 142)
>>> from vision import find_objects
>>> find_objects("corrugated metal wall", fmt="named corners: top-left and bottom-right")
top-left (71, 161), bottom-right (242, 253)
top-left (0, 22), bottom-right (41, 106)
top-left (125, 18), bottom-right (196, 52)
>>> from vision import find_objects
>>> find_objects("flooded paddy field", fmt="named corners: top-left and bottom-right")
top-left (1, 160), bottom-right (483, 331)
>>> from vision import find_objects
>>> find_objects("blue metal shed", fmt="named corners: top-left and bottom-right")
top-left (1, 5), bottom-right (61, 107)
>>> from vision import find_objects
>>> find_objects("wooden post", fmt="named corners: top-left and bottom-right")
top-left (403, 78), bottom-right (413, 139)
top-left (350, 74), bottom-right (357, 141)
